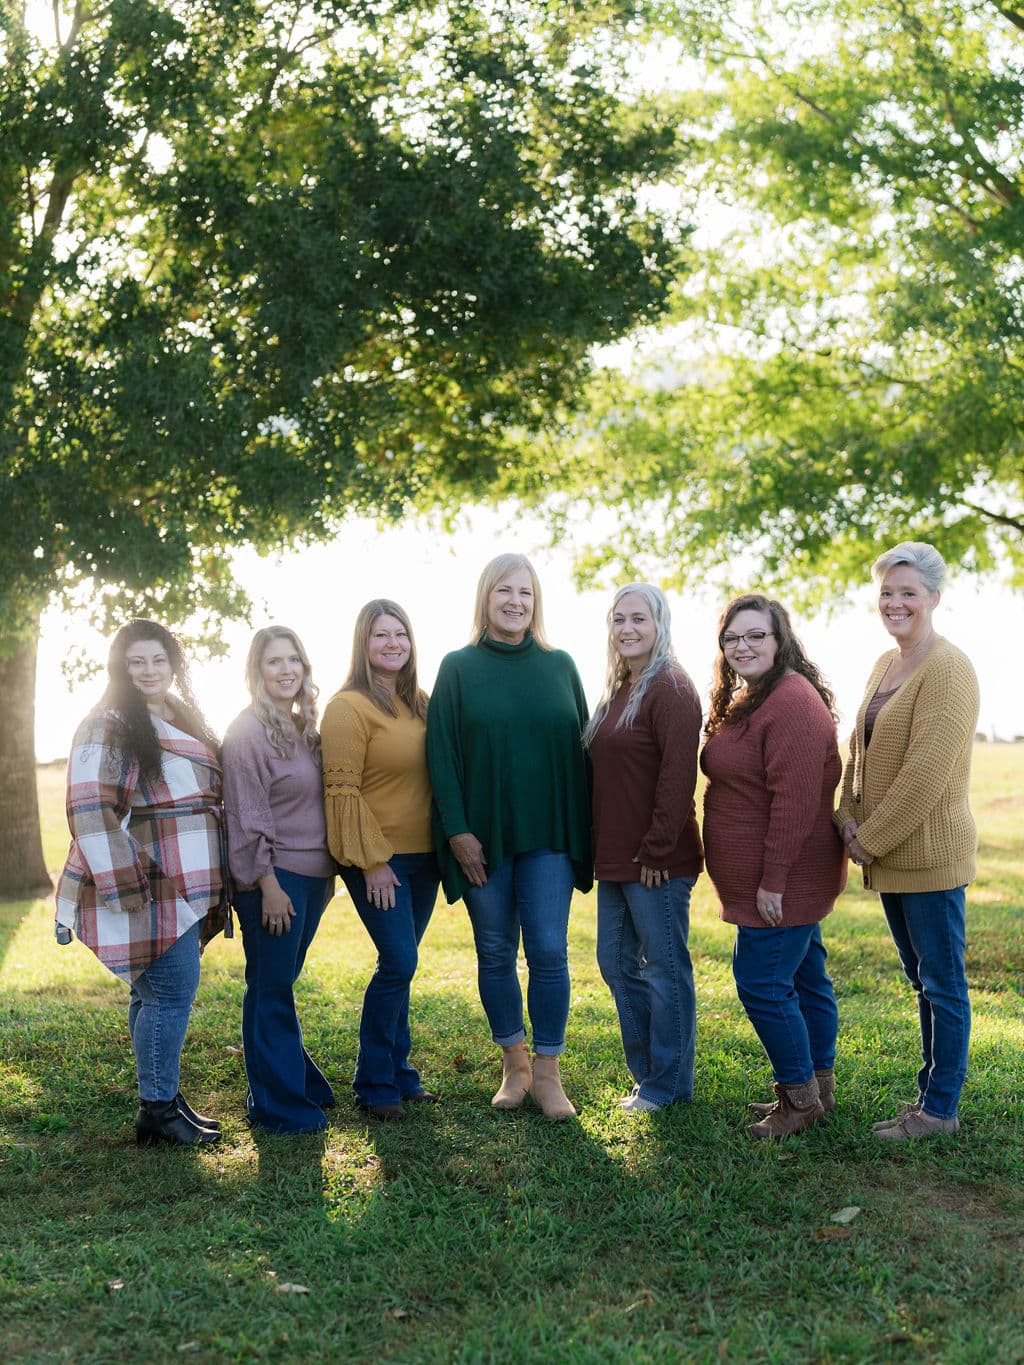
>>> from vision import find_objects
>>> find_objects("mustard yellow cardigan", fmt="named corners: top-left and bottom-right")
top-left (835, 636), bottom-right (979, 893)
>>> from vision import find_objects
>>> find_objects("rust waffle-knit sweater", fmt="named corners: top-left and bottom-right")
top-left (700, 673), bottom-right (846, 927)
top-left (835, 636), bottom-right (979, 893)
top-left (590, 664), bottom-right (704, 883)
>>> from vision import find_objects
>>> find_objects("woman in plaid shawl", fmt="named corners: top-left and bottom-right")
top-left (55, 620), bottom-right (228, 1147)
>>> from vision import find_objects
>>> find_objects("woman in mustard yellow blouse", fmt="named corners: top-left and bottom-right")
top-left (321, 600), bottom-right (439, 1121)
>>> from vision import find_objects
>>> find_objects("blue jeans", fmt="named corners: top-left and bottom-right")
top-left (128, 919), bottom-right (203, 1101)
top-left (597, 877), bottom-right (697, 1106)
top-left (463, 849), bottom-right (574, 1056)
top-left (236, 869), bottom-right (334, 1134)
top-left (732, 923), bottom-right (838, 1086)
top-left (342, 852), bottom-right (440, 1107)
top-left (880, 887), bottom-right (970, 1120)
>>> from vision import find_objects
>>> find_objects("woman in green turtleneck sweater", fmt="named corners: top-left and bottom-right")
top-left (426, 553), bottom-right (592, 1120)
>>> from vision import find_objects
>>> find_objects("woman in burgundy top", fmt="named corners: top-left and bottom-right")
top-left (588, 584), bottom-right (704, 1112)
top-left (701, 595), bottom-right (846, 1139)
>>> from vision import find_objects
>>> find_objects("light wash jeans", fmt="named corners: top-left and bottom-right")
top-left (597, 876), bottom-right (697, 1106)
top-left (128, 919), bottom-right (202, 1102)
top-left (463, 849), bottom-right (574, 1056)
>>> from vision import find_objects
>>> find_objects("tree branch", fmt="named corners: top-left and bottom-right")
top-left (961, 499), bottom-right (1024, 534)
top-left (996, 6), bottom-right (1024, 35)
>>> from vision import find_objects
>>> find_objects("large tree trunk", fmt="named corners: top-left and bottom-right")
top-left (0, 633), bottom-right (54, 899)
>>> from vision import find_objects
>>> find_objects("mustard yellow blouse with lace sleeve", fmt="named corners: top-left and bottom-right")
top-left (320, 688), bottom-right (433, 870)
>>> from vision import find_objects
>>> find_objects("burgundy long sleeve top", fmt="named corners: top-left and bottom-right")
top-left (700, 673), bottom-right (846, 927)
top-left (590, 664), bottom-right (704, 883)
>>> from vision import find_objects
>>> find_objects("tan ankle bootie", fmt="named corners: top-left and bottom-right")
top-left (530, 1054), bottom-right (576, 1121)
top-left (749, 1067), bottom-right (836, 1118)
top-left (748, 1077), bottom-right (824, 1140)
top-left (491, 1043), bottom-right (532, 1109)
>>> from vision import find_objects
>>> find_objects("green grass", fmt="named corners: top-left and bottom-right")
top-left (3, 747), bottom-right (1023, 1363)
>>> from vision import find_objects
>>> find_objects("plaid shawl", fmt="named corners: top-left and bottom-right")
top-left (55, 709), bottom-right (227, 983)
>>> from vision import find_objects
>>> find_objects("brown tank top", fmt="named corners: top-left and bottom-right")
top-left (864, 685), bottom-right (899, 746)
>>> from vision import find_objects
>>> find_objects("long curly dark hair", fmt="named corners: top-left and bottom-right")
top-left (705, 594), bottom-right (837, 737)
top-left (98, 619), bottom-right (218, 779)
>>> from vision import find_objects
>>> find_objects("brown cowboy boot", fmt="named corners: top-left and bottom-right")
top-left (748, 1077), bottom-right (825, 1140)
top-left (749, 1068), bottom-right (836, 1117)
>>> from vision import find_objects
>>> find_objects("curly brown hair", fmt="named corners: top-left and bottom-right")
top-left (704, 595), bottom-right (837, 737)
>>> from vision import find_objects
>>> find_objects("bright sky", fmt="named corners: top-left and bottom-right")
top-left (35, 506), bottom-right (1023, 762)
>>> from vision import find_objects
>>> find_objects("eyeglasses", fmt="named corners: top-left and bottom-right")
top-left (721, 630), bottom-right (775, 649)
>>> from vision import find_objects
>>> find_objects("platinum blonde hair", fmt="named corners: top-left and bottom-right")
top-left (244, 627), bottom-right (320, 758)
top-left (585, 583), bottom-right (678, 744)
top-left (470, 553), bottom-right (550, 650)
top-left (870, 541), bottom-right (946, 594)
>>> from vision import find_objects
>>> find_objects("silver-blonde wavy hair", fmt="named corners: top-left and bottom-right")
top-left (470, 553), bottom-right (551, 650)
top-left (585, 583), bottom-right (678, 744)
top-left (244, 626), bottom-right (320, 758)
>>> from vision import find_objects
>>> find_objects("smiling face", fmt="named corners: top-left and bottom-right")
top-left (485, 567), bottom-right (535, 645)
top-left (878, 564), bottom-right (939, 650)
top-left (721, 607), bottom-right (778, 685)
top-left (367, 613), bottom-right (411, 689)
top-left (611, 592), bottom-right (657, 676)
top-left (125, 639), bottom-right (175, 710)
top-left (259, 636), bottom-right (305, 712)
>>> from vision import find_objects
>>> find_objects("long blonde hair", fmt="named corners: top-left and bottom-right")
top-left (244, 627), bottom-right (321, 758)
top-left (341, 600), bottom-right (428, 720)
top-left (470, 553), bottom-right (551, 650)
top-left (585, 584), bottom-right (680, 745)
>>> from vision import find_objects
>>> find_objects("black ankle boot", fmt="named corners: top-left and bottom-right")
top-left (175, 1091), bottom-right (221, 1133)
top-left (136, 1098), bottom-right (221, 1147)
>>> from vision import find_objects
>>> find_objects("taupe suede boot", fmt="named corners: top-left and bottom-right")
top-left (530, 1054), bottom-right (576, 1121)
top-left (747, 1077), bottom-right (824, 1140)
top-left (749, 1068), bottom-right (836, 1117)
top-left (491, 1042), bottom-right (532, 1109)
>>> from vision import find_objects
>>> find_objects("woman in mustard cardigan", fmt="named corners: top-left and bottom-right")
top-left (837, 542), bottom-right (979, 1142)
top-left (321, 600), bottom-right (440, 1122)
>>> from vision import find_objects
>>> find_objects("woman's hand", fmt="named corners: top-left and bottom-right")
top-left (449, 832), bottom-right (487, 887)
top-left (842, 820), bottom-right (874, 867)
top-left (364, 863), bottom-right (401, 910)
top-left (755, 886), bottom-right (783, 927)
top-left (258, 873), bottom-right (295, 936)
top-left (635, 858), bottom-right (670, 889)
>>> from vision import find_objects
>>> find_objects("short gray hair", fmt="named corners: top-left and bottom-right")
top-left (870, 541), bottom-right (946, 594)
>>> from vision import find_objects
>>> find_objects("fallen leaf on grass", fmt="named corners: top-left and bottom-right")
top-left (882, 1332), bottom-right (923, 1346)
top-left (106, 1280), bottom-right (126, 1292)
top-left (176, 1343), bottom-right (202, 1353)
top-left (717, 1340), bottom-right (730, 1359)
top-left (831, 1206), bottom-right (862, 1225)
top-left (625, 1289), bottom-right (656, 1312)
top-left (389, 1307), bottom-right (412, 1320)
top-left (811, 1226), bottom-right (853, 1242)
top-left (275, 1282), bottom-right (310, 1294)
top-left (225, 1045), bottom-right (243, 1056)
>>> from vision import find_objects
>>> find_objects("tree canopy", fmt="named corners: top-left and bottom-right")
top-left (0, 0), bottom-right (685, 893)
top-left (552, 0), bottom-right (1024, 601)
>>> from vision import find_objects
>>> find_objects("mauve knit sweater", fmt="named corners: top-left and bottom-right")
top-left (700, 673), bottom-right (846, 927)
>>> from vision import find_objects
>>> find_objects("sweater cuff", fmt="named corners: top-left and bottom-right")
top-left (760, 861), bottom-right (790, 895)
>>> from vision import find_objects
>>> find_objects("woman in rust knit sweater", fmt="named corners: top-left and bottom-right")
top-left (701, 594), bottom-right (846, 1139)
top-left (588, 584), bottom-right (703, 1113)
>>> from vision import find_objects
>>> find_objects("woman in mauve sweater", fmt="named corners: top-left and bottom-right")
top-left (701, 594), bottom-right (846, 1139)
top-left (222, 627), bottom-right (337, 1135)
top-left (837, 541), bottom-right (979, 1143)
top-left (426, 553), bottom-right (592, 1121)
top-left (588, 584), bottom-right (703, 1113)
top-left (321, 599), bottom-right (439, 1123)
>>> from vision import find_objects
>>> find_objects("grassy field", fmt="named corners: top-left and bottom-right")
top-left (2, 748), bottom-right (1023, 1364)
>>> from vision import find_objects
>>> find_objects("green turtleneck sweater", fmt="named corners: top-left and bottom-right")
top-left (425, 633), bottom-right (593, 903)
